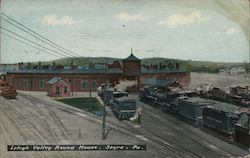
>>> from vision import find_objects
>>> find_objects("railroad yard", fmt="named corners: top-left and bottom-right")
top-left (0, 73), bottom-right (250, 158)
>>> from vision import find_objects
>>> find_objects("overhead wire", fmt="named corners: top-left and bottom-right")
top-left (0, 25), bottom-right (70, 58)
top-left (0, 15), bottom-right (79, 58)
top-left (1, 31), bottom-right (62, 58)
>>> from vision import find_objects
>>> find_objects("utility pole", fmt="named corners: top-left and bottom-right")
top-left (102, 64), bottom-right (107, 140)
top-left (89, 81), bottom-right (92, 108)
top-left (102, 86), bottom-right (106, 140)
top-left (71, 59), bottom-right (74, 96)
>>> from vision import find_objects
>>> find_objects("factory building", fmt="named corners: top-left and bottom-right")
top-left (3, 54), bottom-right (191, 92)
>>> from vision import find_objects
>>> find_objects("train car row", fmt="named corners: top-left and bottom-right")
top-left (139, 86), bottom-right (250, 149)
top-left (97, 83), bottom-right (136, 120)
top-left (200, 87), bottom-right (250, 108)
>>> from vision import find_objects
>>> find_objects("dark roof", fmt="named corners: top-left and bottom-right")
top-left (123, 53), bottom-right (140, 62)
top-left (205, 100), bottom-right (239, 113)
top-left (179, 97), bottom-right (213, 107)
top-left (47, 77), bottom-right (62, 84)
top-left (143, 78), bottom-right (174, 87)
top-left (5, 69), bottom-right (123, 74)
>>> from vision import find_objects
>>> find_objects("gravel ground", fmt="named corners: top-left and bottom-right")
top-left (189, 72), bottom-right (250, 92)
top-left (1, 73), bottom-right (250, 158)
top-left (0, 92), bottom-right (159, 158)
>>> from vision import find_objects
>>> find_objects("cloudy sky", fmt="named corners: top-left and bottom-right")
top-left (1, 0), bottom-right (249, 63)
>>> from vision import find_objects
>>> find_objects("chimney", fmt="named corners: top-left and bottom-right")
top-left (38, 62), bottom-right (42, 69)
top-left (52, 61), bottom-right (56, 70)
top-left (27, 62), bottom-right (31, 70)
top-left (71, 60), bottom-right (74, 70)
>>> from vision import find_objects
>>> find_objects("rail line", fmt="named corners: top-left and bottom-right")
top-left (140, 101), bottom-right (239, 157)
top-left (17, 93), bottom-right (244, 157)
top-left (19, 94), bottom-right (204, 157)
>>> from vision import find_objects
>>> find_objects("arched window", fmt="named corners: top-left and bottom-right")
top-left (92, 80), bottom-right (97, 89)
top-left (82, 80), bottom-right (88, 89)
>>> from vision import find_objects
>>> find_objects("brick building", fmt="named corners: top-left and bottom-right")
top-left (46, 77), bottom-right (71, 97)
top-left (3, 54), bottom-right (191, 92)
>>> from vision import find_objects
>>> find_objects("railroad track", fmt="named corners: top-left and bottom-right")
top-left (17, 93), bottom-right (243, 157)
top-left (0, 96), bottom-right (81, 158)
top-left (20, 95), bottom-right (71, 141)
top-left (18, 94), bottom-right (205, 157)
top-left (139, 100), bottom-right (240, 157)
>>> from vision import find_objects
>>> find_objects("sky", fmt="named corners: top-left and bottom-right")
top-left (0, 0), bottom-right (249, 63)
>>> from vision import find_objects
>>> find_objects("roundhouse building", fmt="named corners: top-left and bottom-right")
top-left (3, 54), bottom-right (191, 92)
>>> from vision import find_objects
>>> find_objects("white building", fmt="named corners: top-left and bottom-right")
top-left (230, 66), bottom-right (246, 75)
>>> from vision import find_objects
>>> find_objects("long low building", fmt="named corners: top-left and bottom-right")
top-left (2, 54), bottom-right (191, 92)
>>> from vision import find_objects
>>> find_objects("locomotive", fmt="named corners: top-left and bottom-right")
top-left (199, 87), bottom-right (250, 108)
top-left (139, 86), bottom-right (250, 148)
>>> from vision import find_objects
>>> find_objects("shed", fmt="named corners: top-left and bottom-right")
top-left (46, 77), bottom-right (71, 97)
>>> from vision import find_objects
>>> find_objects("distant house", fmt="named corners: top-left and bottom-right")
top-left (230, 66), bottom-right (246, 75)
top-left (219, 66), bottom-right (246, 76)
top-left (219, 69), bottom-right (227, 75)
top-left (46, 77), bottom-right (71, 97)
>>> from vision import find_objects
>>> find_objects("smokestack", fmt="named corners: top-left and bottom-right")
top-left (38, 62), bottom-right (41, 69)
top-left (71, 60), bottom-right (74, 70)
top-left (52, 61), bottom-right (56, 70)
top-left (27, 62), bottom-right (31, 70)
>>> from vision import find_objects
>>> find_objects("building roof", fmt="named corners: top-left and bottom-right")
top-left (143, 78), bottom-right (174, 87)
top-left (205, 100), bottom-right (239, 113)
top-left (123, 53), bottom-right (140, 62)
top-left (5, 68), bottom-right (123, 74)
top-left (179, 97), bottom-right (213, 107)
top-left (47, 77), bottom-right (62, 84)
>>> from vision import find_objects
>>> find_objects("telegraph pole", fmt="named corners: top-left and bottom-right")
top-left (102, 64), bottom-right (107, 140)
top-left (89, 81), bottom-right (92, 108)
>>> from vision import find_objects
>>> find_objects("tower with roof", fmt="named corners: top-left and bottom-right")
top-left (122, 49), bottom-right (141, 79)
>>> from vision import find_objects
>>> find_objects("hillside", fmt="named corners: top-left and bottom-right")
top-left (42, 57), bottom-right (247, 73)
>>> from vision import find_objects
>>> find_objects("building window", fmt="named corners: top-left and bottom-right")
top-left (92, 80), bottom-right (97, 89)
top-left (11, 79), bottom-right (16, 86)
top-left (64, 87), bottom-right (68, 93)
top-left (24, 80), bottom-right (29, 88)
top-left (82, 80), bottom-right (88, 89)
top-left (56, 87), bottom-right (60, 94)
top-left (39, 80), bottom-right (45, 90)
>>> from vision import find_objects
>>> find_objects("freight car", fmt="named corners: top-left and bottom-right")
top-left (0, 78), bottom-right (17, 99)
top-left (112, 98), bottom-right (136, 120)
top-left (177, 97), bottom-right (212, 126)
top-left (201, 87), bottom-right (250, 108)
top-left (202, 101), bottom-right (240, 138)
top-left (0, 85), bottom-right (17, 99)
top-left (234, 112), bottom-right (250, 148)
